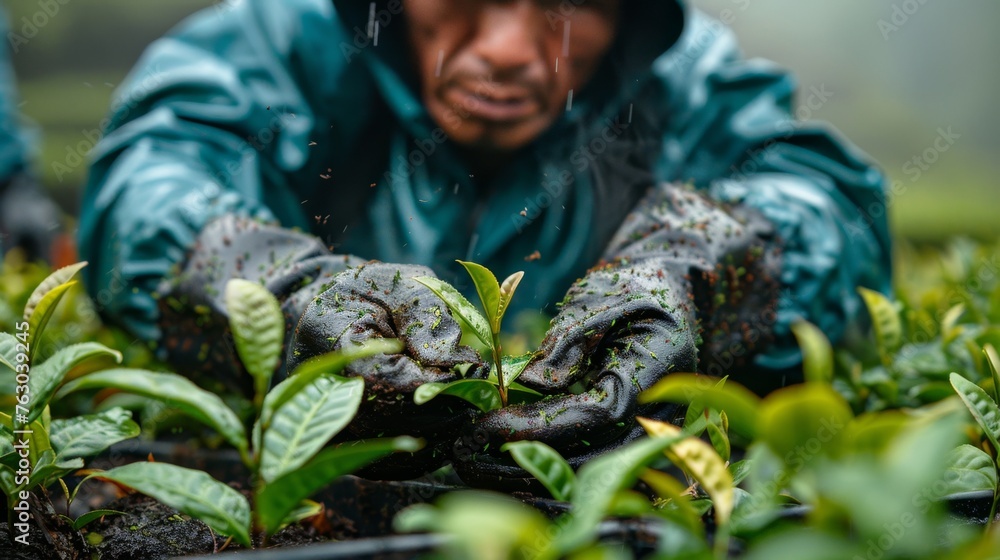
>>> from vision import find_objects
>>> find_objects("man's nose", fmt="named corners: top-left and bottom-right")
top-left (472, 1), bottom-right (547, 77)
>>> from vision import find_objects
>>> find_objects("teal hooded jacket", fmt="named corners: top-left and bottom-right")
top-left (79, 0), bottom-right (891, 375)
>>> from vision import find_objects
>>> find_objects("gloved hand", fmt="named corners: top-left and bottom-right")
top-left (454, 184), bottom-right (783, 488)
top-left (287, 262), bottom-right (487, 477)
top-left (158, 215), bottom-right (485, 478)
top-left (0, 173), bottom-right (64, 263)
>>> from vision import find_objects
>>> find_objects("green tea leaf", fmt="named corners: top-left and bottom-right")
top-left (639, 468), bottom-right (704, 535)
top-left (23, 261), bottom-right (87, 322)
top-left (413, 276), bottom-right (493, 349)
top-left (27, 282), bottom-right (77, 362)
top-left (858, 287), bottom-right (903, 364)
top-left (706, 420), bottom-right (731, 463)
top-left (457, 260), bottom-right (502, 330)
top-left (638, 418), bottom-right (734, 527)
top-left (90, 462), bottom-right (251, 547)
top-left (257, 437), bottom-right (422, 535)
top-left (728, 460), bottom-right (752, 486)
top-left (72, 509), bottom-right (127, 531)
top-left (225, 279), bottom-right (283, 399)
top-left (259, 339), bottom-right (402, 434)
top-left (27, 342), bottom-right (122, 423)
top-left (496, 353), bottom-right (533, 389)
top-left (502, 440), bottom-right (576, 501)
top-left (554, 431), bottom-right (686, 553)
top-left (640, 374), bottom-right (761, 440)
top-left (791, 321), bottom-right (833, 384)
top-left (984, 344), bottom-right (1000, 404)
top-left (50, 407), bottom-right (139, 461)
top-left (259, 375), bottom-right (364, 482)
top-left (57, 369), bottom-right (248, 460)
top-left (498, 270), bottom-right (525, 323)
top-left (950, 372), bottom-right (1000, 453)
top-left (0, 333), bottom-right (16, 372)
top-left (941, 304), bottom-right (966, 346)
top-left (394, 491), bottom-right (553, 560)
top-left (414, 379), bottom-right (502, 413)
top-left (757, 384), bottom-right (852, 469)
top-left (941, 444), bottom-right (997, 495)
top-left (278, 499), bottom-right (324, 529)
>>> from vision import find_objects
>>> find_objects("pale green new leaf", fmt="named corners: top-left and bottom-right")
top-left (457, 260), bottom-right (502, 330)
top-left (950, 372), bottom-right (1000, 453)
top-left (984, 344), bottom-right (1000, 405)
top-left (257, 437), bottom-right (422, 535)
top-left (0, 332), bottom-right (17, 371)
top-left (23, 261), bottom-right (88, 322)
top-left (27, 342), bottom-right (122, 423)
top-left (414, 379), bottom-right (502, 413)
top-left (57, 369), bottom-right (248, 459)
top-left (259, 375), bottom-right (364, 482)
top-left (413, 276), bottom-right (492, 348)
top-left (858, 287), bottom-right (903, 364)
top-left (90, 463), bottom-right (251, 547)
top-left (50, 407), bottom-right (140, 461)
top-left (258, 339), bottom-right (402, 435)
top-left (502, 440), bottom-right (576, 501)
top-left (497, 270), bottom-right (524, 323)
top-left (27, 282), bottom-right (77, 362)
top-left (791, 321), bottom-right (833, 384)
top-left (225, 279), bottom-right (283, 397)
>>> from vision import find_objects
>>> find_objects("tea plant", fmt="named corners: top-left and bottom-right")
top-left (414, 260), bottom-right (539, 410)
top-left (0, 263), bottom-right (139, 530)
top-left (58, 278), bottom-right (418, 547)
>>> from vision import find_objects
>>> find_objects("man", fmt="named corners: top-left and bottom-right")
top-left (79, 0), bottom-right (890, 485)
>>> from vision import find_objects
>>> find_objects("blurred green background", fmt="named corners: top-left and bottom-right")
top-left (5, 0), bottom-right (998, 242)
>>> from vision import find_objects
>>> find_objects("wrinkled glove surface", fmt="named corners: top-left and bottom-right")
top-left (455, 184), bottom-right (782, 488)
top-left (288, 262), bottom-right (485, 477)
top-left (160, 216), bottom-right (486, 478)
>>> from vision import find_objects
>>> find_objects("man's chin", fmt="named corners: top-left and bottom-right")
top-left (444, 119), bottom-right (550, 154)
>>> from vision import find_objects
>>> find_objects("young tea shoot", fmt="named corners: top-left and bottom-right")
top-left (414, 261), bottom-right (524, 407)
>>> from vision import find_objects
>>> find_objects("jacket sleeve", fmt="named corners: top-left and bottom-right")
top-left (651, 11), bottom-right (892, 375)
top-left (78, 0), bottom-right (366, 341)
top-left (0, 8), bottom-right (31, 181)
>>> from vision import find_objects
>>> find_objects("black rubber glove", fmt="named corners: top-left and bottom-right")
top-left (287, 262), bottom-right (486, 477)
top-left (157, 214), bottom-right (363, 394)
top-left (159, 215), bottom-right (485, 478)
top-left (0, 173), bottom-right (64, 263)
top-left (454, 184), bottom-right (782, 488)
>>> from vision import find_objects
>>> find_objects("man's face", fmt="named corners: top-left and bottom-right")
top-left (404, 0), bottom-right (621, 153)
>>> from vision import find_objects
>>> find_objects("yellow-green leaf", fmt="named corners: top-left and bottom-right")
top-left (791, 321), bottom-right (833, 384)
top-left (23, 261), bottom-right (87, 322)
top-left (641, 374), bottom-right (761, 440)
top-left (858, 287), bottom-right (902, 364)
top-left (497, 271), bottom-right (525, 323)
top-left (502, 440), bottom-right (576, 501)
top-left (414, 379), bottom-right (501, 413)
top-left (638, 417), bottom-right (734, 526)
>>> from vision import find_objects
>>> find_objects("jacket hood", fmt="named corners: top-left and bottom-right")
top-left (330, 0), bottom-right (685, 137)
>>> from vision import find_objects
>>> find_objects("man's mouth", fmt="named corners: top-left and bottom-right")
top-left (445, 84), bottom-right (540, 123)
